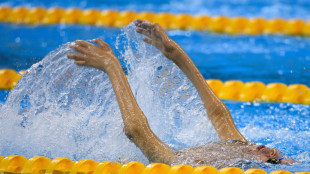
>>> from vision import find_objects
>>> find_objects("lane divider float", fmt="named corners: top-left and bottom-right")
top-left (1, 6), bottom-right (310, 36)
top-left (0, 69), bottom-right (309, 105)
top-left (0, 69), bottom-right (24, 90)
top-left (0, 155), bottom-right (308, 174)
top-left (206, 79), bottom-right (310, 104)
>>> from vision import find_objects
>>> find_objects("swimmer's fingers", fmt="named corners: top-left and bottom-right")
top-left (93, 38), bottom-right (110, 49)
top-left (142, 38), bottom-right (153, 45)
top-left (136, 22), bottom-right (166, 40)
top-left (74, 60), bottom-right (86, 66)
top-left (74, 40), bottom-right (92, 48)
top-left (136, 28), bottom-right (151, 38)
top-left (135, 19), bottom-right (153, 30)
top-left (67, 53), bottom-right (86, 61)
top-left (67, 53), bottom-right (87, 66)
top-left (136, 19), bottom-right (149, 24)
top-left (136, 20), bottom-right (163, 33)
top-left (70, 44), bottom-right (89, 54)
top-left (135, 19), bottom-right (150, 25)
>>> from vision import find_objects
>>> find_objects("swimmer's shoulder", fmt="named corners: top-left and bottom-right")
top-left (176, 140), bottom-right (251, 155)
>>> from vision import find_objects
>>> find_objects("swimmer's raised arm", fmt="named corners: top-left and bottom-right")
top-left (67, 39), bottom-right (176, 164)
top-left (135, 19), bottom-right (246, 142)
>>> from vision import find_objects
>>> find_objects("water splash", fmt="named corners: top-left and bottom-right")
top-left (117, 23), bottom-right (218, 149)
top-left (0, 22), bottom-right (217, 163)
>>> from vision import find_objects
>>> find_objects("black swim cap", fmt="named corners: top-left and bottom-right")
top-left (266, 158), bottom-right (283, 164)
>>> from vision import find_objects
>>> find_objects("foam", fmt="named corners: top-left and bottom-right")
top-left (0, 22), bottom-right (218, 163)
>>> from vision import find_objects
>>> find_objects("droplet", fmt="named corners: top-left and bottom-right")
top-left (15, 37), bottom-right (21, 43)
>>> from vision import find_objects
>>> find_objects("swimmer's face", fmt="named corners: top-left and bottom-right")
top-left (255, 145), bottom-right (295, 164)
top-left (256, 145), bottom-right (281, 162)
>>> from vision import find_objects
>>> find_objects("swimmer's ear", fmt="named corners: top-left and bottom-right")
top-left (93, 38), bottom-right (110, 48)
top-left (269, 149), bottom-right (277, 158)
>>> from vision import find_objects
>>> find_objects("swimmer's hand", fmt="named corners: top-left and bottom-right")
top-left (135, 19), bottom-right (180, 61)
top-left (67, 39), bottom-right (118, 73)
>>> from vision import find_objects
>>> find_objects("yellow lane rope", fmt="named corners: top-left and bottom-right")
top-left (0, 69), bottom-right (309, 104)
top-left (0, 155), bottom-right (305, 174)
top-left (1, 6), bottom-right (310, 36)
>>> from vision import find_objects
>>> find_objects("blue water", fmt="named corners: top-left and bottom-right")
top-left (1, 24), bottom-right (309, 85)
top-left (0, 0), bottom-right (310, 172)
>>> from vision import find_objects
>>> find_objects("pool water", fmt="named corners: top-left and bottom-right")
top-left (0, 0), bottom-right (310, 172)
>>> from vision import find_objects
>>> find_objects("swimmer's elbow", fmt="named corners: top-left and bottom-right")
top-left (124, 129), bottom-right (134, 140)
top-left (123, 112), bottom-right (149, 140)
top-left (124, 126), bottom-right (138, 140)
top-left (123, 122), bottom-right (147, 141)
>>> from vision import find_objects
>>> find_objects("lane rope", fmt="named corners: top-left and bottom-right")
top-left (0, 6), bottom-right (310, 36)
top-left (0, 155), bottom-right (302, 174)
top-left (0, 69), bottom-right (309, 104)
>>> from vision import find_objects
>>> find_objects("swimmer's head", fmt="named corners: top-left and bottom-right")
top-left (254, 145), bottom-right (295, 164)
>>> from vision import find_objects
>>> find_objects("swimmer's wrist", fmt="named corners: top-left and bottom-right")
top-left (170, 51), bottom-right (190, 64)
top-left (162, 40), bottom-right (189, 62)
top-left (100, 57), bottom-right (121, 74)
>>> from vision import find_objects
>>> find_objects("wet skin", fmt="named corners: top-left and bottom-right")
top-left (67, 19), bottom-right (295, 166)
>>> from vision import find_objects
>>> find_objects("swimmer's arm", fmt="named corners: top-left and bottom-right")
top-left (135, 19), bottom-right (247, 142)
top-left (103, 61), bottom-right (176, 164)
top-left (67, 39), bottom-right (176, 164)
top-left (170, 46), bottom-right (247, 142)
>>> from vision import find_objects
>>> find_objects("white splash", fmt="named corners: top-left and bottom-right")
top-left (0, 23), bottom-right (218, 163)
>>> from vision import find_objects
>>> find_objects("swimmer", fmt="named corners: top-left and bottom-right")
top-left (67, 19), bottom-right (295, 167)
